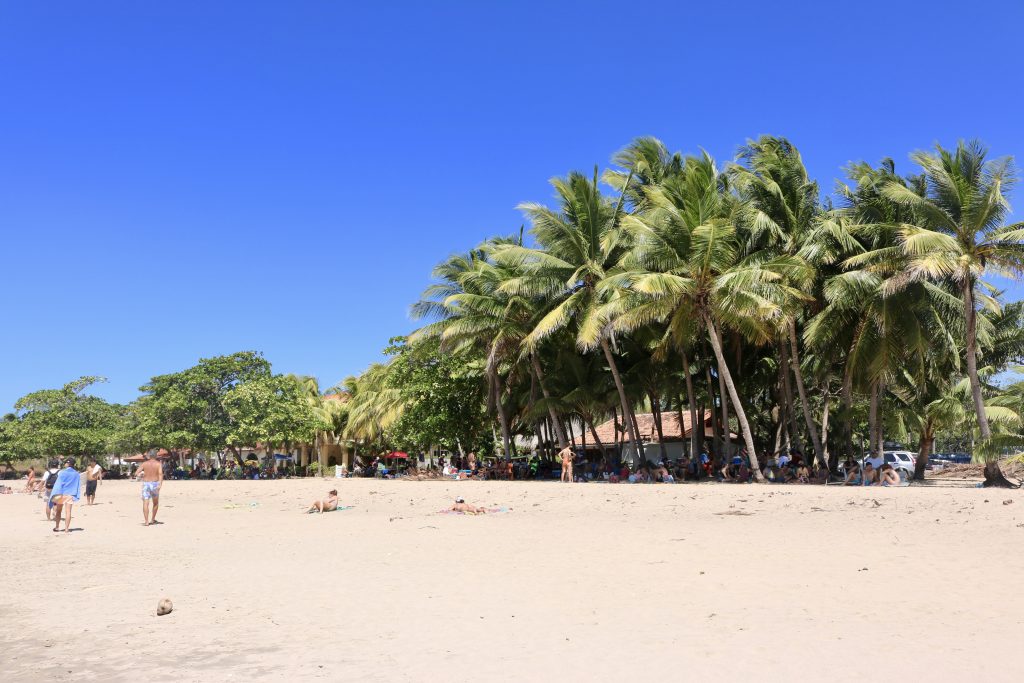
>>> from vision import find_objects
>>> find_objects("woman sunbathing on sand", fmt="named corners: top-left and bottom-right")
top-left (451, 497), bottom-right (486, 514)
top-left (306, 489), bottom-right (339, 513)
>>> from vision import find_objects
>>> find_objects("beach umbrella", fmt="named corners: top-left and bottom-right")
top-left (387, 451), bottom-right (409, 459)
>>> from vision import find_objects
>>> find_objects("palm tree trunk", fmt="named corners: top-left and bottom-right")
top-left (840, 366), bottom-right (854, 468)
top-left (868, 380), bottom-right (880, 460)
top-left (587, 418), bottom-right (605, 453)
top-left (601, 337), bottom-right (645, 465)
top-left (819, 386), bottom-right (831, 467)
top-left (788, 321), bottom-right (825, 468)
top-left (492, 371), bottom-right (513, 461)
top-left (716, 327), bottom-right (731, 458)
top-left (962, 280), bottom-right (991, 441)
top-left (963, 281), bottom-right (1014, 486)
top-left (704, 314), bottom-right (763, 480)
top-left (649, 391), bottom-right (668, 464)
top-left (705, 360), bottom-right (722, 461)
top-left (779, 341), bottom-right (804, 456)
top-left (530, 353), bottom-right (569, 448)
top-left (681, 351), bottom-right (701, 460)
top-left (913, 422), bottom-right (933, 481)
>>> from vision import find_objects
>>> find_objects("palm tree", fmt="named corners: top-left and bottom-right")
top-left (731, 136), bottom-right (828, 468)
top-left (610, 151), bottom-right (810, 478)
top-left (493, 169), bottom-right (648, 462)
top-left (881, 140), bottom-right (1024, 486)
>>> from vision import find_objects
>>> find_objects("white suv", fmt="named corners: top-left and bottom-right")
top-left (882, 451), bottom-right (916, 479)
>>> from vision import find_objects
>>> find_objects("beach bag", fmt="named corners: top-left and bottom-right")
top-left (45, 469), bottom-right (59, 489)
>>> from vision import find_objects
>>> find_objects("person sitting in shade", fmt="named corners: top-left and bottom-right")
top-left (878, 463), bottom-right (903, 486)
top-left (862, 462), bottom-right (879, 486)
top-left (306, 489), bottom-right (339, 513)
top-left (844, 463), bottom-right (862, 486)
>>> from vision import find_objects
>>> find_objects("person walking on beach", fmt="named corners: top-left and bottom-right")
top-left (135, 452), bottom-right (163, 526)
top-left (49, 458), bottom-right (81, 533)
top-left (41, 459), bottom-right (61, 520)
top-left (559, 445), bottom-right (574, 483)
top-left (85, 456), bottom-right (103, 505)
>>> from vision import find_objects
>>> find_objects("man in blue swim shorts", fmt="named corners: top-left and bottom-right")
top-left (135, 452), bottom-right (164, 526)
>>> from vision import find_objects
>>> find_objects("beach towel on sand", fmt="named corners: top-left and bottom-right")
top-left (49, 469), bottom-right (81, 502)
top-left (437, 507), bottom-right (510, 515)
top-left (305, 505), bottom-right (354, 514)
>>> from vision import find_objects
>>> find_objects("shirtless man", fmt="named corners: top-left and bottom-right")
top-left (862, 462), bottom-right (879, 486)
top-left (24, 466), bottom-right (36, 493)
top-left (558, 446), bottom-right (574, 483)
top-left (85, 457), bottom-right (103, 505)
top-left (136, 452), bottom-right (164, 526)
top-left (307, 489), bottom-right (339, 513)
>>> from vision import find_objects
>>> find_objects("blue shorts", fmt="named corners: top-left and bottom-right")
top-left (141, 481), bottom-right (161, 500)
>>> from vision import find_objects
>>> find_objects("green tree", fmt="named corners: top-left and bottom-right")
top-left (222, 374), bottom-right (325, 461)
top-left (12, 376), bottom-right (118, 460)
top-left (139, 351), bottom-right (271, 456)
top-left (881, 141), bottom-right (1024, 486)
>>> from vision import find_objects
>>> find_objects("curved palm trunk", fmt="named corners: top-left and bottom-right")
top-left (963, 281), bottom-right (1015, 486)
top-left (601, 337), bottom-right (645, 465)
top-left (586, 418), bottom-right (605, 452)
top-left (681, 352), bottom-right (701, 460)
top-left (704, 315), bottom-right (762, 480)
top-left (530, 353), bottom-right (568, 448)
top-left (788, 322), bottom-right (826, 468)
top-left (819, 386), bottom-right (831, 466)
top-left (705, 361), bottom-right (722, 461)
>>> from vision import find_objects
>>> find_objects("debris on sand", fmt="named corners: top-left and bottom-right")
top-left (157, 598), bottom-right (173, 616)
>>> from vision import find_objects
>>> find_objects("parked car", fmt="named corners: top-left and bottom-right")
top-left (882, 451), bottom-right (916, 479)
top-left (948, 453), bottom-right (972, 464)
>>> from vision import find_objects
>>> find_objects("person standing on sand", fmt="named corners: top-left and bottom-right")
top-left (559, 446), bottom-right (573, 483)
top-left (85, 456), bottom-right (103, 505)
top-left (49, 458), bottom-right (81, 533)
top-left (135, 452), bottom-right (164, 526)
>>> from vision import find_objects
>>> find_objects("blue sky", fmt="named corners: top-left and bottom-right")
top-left (2, 1), bottom-right (1023, 408)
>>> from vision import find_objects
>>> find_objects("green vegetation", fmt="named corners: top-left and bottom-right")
top-left (4, 136), bottom-right (1024, 487)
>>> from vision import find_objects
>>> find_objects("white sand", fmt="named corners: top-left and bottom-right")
top-left (1, 478), bottom-right (1022, 682)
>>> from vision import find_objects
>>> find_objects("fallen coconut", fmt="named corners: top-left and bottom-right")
top-left (157, 598), bottom-right (173, 616)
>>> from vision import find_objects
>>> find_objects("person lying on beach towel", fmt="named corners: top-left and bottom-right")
top-left (451, 497), bottom-right (486, 514)
top-left (306, 489), bottom-right (339, 513)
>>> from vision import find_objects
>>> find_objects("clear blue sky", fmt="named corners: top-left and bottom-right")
top-left (2, 1), bottom-right (1023, 408)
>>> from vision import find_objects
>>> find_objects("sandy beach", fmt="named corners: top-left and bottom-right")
top-left (1, 478), bottom-right (1021, 682)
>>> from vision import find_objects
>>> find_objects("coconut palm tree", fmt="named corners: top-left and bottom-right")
top-left (880, 140), bottom-right (1024, 486)
top-left (493, 169), bottom-right (648, 462)
top-left (609, 151), bottom-right (811, 478)
top-left (731, 136), bottom-right (829, 468)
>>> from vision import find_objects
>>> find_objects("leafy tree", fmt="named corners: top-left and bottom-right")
top-left (11, 376), bottom-right (118, 460)
top-left (222, 374), bottom-right (325, 458)
top-left (138, 352), bottom-right (271, 455)
top-left (382, 337), bottom-right (492, 456)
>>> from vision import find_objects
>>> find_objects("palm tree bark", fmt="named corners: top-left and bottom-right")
top-left (601, 337), bottom-right (645, 464)
top-left (586, 418), bottom-right (605, 452)
top-left (913, 423), bottom-right (933, 481)
top-left (704, 314), bottom-right (763, 480)
top-left (530, 353), bottom-right (569, 448)
top-left (705, 360), bottom-right (722, 461)
top-left (492, 371), bottom-right (513, 461)
top-left (649, 391), bottom-right (668, 463)
top-left (788, 321), bottom-right (826, 468)
top-left (715, 327), bottom-right (731, 458)
top-left (779, 341), bottom-right (804, 456)
top-left (681, 352), bottom-right (701, 460)
top-left (819, 385), bottom-right (831, 466)
top-left (868, 380), bottom-right (881, 459)
top-left (963, 281), bottom-right (1015, 486)
top-left (839, 366), bottom-right (854, 469)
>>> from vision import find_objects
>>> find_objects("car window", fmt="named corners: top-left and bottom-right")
top-left (885, 454), bottom-right (895, 463)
